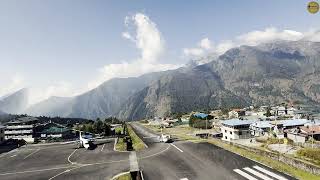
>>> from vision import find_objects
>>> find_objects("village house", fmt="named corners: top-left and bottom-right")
top-left (221, 119), bottom-right (255, 141)
top-left (250, 121), bottom-right (273, 137)
top-left (286, 125), bottom-right (320, 144)
top-left (228, 109), bottom-right (246, 118)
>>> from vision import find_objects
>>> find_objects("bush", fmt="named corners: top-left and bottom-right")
top-left (296, 148), bottom-right (320, 163)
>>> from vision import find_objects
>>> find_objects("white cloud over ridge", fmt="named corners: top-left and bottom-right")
top-left (88, 13), bottom-right (181, 89)
top-left (183, 27), bottom-right (320, 58)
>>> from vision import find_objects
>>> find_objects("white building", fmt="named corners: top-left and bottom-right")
top-left (250, 121), bottom-right (273, 137)
top-left (277, 106), bottom-right (286, 116)
top-left (221, 119), bottom-right (255, 141)
top-left (0, 125), bottom-right (5, 144)
top-left (5, 117), bottom-right (38, 143)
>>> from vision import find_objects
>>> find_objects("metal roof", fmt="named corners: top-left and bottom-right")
top-left (194, 113), bottom-right (208, 119)
top-left (222, 119), bottom-right (256, 126)
top-left (273, 119), bottom-right (309, 127)
top-left (251, 121), bottom-right (273, 128)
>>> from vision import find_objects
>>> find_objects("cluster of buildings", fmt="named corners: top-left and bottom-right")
top-left (0, 116), bottom-right (73, 144)
top-left (219, 106), bottom-right (320, 144)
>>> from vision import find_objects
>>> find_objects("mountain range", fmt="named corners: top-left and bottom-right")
top-left (9, 40), bottom-right (320, 121)
top-left (0, 88), bottom-right (28, 114)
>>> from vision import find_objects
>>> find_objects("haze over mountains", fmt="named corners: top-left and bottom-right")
top-left (0, 88), bottom-right (29, 114)
top-left (3, 40), bottom-right (320, 121)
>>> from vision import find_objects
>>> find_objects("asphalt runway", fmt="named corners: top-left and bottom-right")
top-left (0, 124), bottom-right (298, 180)
top-left (0, 138), bottom-right (130, 180)
top-left (131, 123), bottom-right (297, 180)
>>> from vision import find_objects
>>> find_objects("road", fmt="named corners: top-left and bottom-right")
top-left (0, 124), bottom-right (297, 180)
top-left (131, 123), bottom-right (297, 180)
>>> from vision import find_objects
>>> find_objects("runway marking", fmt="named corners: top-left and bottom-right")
top-left (10, 154), bottom-right (17, 158)
top-left (139, 144), bottom-right (171, 160)
top-left (101, 144), bottom-right (105, 152)
top-left (24, 148), bottom-right (40, 159)
top-left (142, 136), bottom-right (158, 138)
top-left (180, 178), bottom-right (189, 180)
top-left (170, 143), bottom-right (183, 152)
top-left (67, 149), bottom-right (78, 164)
top-left (0, 165), bottom-right (74, 176)
top-left (48, 166), bottom-right (81, 180)
top-left (253, 166), bottom-right (288, 180)
top-left (243, 167), bottom-right (273, 180)
top-left (233, 169), bottom-right (258, 180)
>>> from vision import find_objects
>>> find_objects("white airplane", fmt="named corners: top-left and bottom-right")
top-left (77, 131), bottom-right (95, 149)
top-left (159, 134), bottom-right (171, 143)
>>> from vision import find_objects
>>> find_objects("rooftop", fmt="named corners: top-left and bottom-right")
top-left (273, 119), bottom-right (309, 127)
top-left (7, 116), bottom-right (38, 124)
top-left (222, 119), bottom-right (256, 126)
top-left (251, 121), bottom-right (273, 128)
top-left (194, 113), bottom-right (208, 119)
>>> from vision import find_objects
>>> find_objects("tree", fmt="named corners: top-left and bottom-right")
top-left (266, 107), bottom-right (271, 117)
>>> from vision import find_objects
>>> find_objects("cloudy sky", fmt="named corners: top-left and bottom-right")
top-left (0, 0), bottom-right (319, 105)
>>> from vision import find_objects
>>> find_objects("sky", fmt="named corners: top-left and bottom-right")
top-left (0, 0), bottom-right (319, 105)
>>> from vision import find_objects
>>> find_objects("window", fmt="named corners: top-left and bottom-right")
top-left (230, 131), bottom-right (232, 135)
top-left (225, 136), bottom-right (227, 139)
top-left (239, 131), bottom-right (242, 135)
top-left (225, 130), bottom-right (227, 133)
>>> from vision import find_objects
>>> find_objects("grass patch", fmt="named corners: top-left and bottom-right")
top-left (115, 137), bottom-right (126, 151)
top-left (127, 125), bottom-right (145, 151)
top-left (114, 172), bottom-right (131, 180)
top-left (296, 148), bottom-right (320, 166)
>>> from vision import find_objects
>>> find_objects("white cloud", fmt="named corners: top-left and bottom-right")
top-left (183, 27), bottom-right (319, 59)
top-left (28, 81), bottom-right (83, 105)
top-left (88, 13), bottom-right (181, 89)
top-left (183, 38), bottom-right (214, 57)
top-left (199, 38), bottom-right (212, 50)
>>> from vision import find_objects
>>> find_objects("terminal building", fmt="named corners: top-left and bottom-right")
top-left (4, 117), bottom-right (38, 143)
top-left (0, 125), bottom-right (5, 144)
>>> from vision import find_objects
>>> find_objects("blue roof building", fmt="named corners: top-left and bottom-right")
top-left (194, 113), bottom-right (208, 119)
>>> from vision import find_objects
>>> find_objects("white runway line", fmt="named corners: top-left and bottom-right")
top-left (0, 166), bottom-right (73, 176)
top-left (170, 143), bottom-right (183, 152)
top-left (67, 149), bottom-right (78, 164)
top-left (101, 144), bottom-right (105, 152)
top-left (180, 178), bottom-right (189, 180)
top-left (23, 148), bottom-right (40, 159)
top-left (48, 166), bottom-right (80, 180)
top-left (10, 154), bottom-right (17, 158)
top-left (233, 169), bottom-right (258, 180)
top-left (253, 165), bottom-right (288, 180)
top-left (244, 167), bottom-right (273, 180)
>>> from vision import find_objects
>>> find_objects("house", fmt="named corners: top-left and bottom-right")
top-left (228, 109), bottom-right (246, 118)
top-left (39, 123), bottom-right (72, 139)
top-left (287, 107), bottom-right (297, 115)
top-left (277, 106), bottom-right (286, 116)
top-left (286, 125), bottom-right (320, 143)
top-left (221, 119), bottom-right (255, 141)
top-left (4, 117), bottom-right (38, 143)
top-left (271, 119), bottom-right (309, 139)
top-left (0, 125), bottom-right (5, 144)
top-left (250, 121), bottom-right (273, 137)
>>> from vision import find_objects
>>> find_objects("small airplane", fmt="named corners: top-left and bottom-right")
top-left (76, 131), bottom-right (95, 149)
top-left (159, 134), bottom-right (172, 143)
